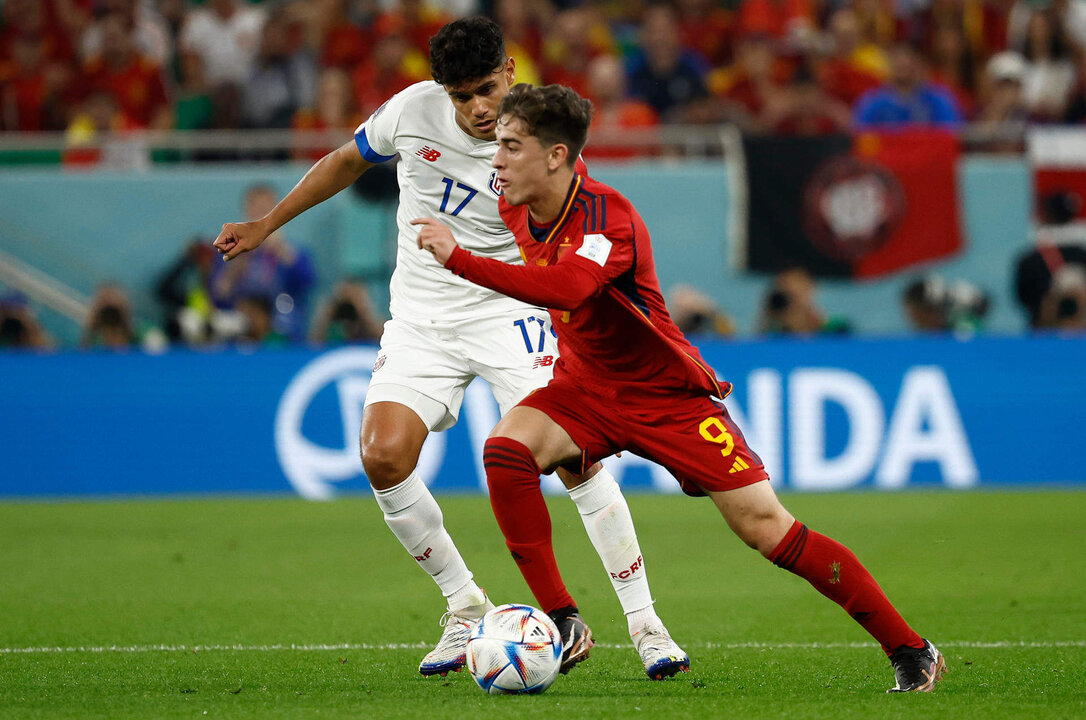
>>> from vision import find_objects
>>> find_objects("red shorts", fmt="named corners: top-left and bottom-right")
top-left (519, 379), bottom-right (768, 496)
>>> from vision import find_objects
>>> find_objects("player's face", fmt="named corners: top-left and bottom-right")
top-left (444, 58), bottom-right (515, 141)
top-left (492, 116), bottom-right (551, 207)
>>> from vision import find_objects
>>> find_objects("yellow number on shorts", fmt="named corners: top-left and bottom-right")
top-left (699, 417), bottom-right (735, 458)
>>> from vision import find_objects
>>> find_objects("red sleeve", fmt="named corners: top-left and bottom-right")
top-left (445, 246), bottom-right (600, 311)
top-left (445, 207), bottom-right (636, 310)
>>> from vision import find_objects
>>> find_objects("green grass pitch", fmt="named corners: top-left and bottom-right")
top-left (1, 491), bottom-right (1083, 719)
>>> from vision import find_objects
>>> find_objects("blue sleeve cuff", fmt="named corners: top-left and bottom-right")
top-left (354, 127), bottom-right (396, 163)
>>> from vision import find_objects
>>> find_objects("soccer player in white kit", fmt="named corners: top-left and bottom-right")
top-left (213, 16), bottom-right (687, 680)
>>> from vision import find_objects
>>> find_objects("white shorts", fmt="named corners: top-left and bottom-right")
top-left (364, 309), bottom-right (559, 431)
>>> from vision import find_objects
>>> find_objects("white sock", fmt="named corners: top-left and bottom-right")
top-left (373, 471), bottom-right (480, 610)
top-left (626, 605), bottom-right (662, 638)
top-left (567, 468), bottom-right (655, 617)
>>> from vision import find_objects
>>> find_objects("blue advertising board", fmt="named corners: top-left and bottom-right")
top-left (1, 337), bottom-right (1082, 499)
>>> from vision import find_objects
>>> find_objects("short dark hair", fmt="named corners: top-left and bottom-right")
top-left (497, 84), bottom-right (594, 166)
top-left (429, 16), bottom-right (506, 87)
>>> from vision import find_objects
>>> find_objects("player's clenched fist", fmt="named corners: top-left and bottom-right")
top-left (412, 217), bottom-right (459, 266)
top-left (213, 221), bottom-right (268, 262)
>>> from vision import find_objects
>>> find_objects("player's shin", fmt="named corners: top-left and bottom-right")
top-left (769, 519), bottom-right (924, 654)
top-left (566, 468), bottom-right (659, 633)
top-left (372, 470), bottom-right (485, 611)
top-left (483, 436), bottom-right (575, 613)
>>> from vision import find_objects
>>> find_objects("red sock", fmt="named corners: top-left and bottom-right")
top-left (770, 520), bottom-right (924, 654)
top-left (482, 437), bottom-right (574, 614)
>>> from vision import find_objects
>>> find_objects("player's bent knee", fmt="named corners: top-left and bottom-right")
top-left (733, 508), bottom-right (794, 556)
top-left (360, 434), bottom-right (421, 490)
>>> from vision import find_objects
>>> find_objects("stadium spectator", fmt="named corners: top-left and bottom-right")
top-left (80, 284), bottom-right (140, 350)
top-left (583, 54), bottom-right (659, 160)
top-left (309, 280), bottom-right (385, 345)
top-left (767, 63), bottom-right (851, 135)
top-left (1015, 243), bottom-right (1086, 331)
top-left (208, 184), bottom-right (315, 343)
top-left (1008, 0), bottom-right (1086, 55)
top-left (0, 291), bottom-right (53, 350)
top-left (1018, 10), bottom-right (1076, 122)
top-left (293, 67), bottom-right (362, 161)
top-left (541, 6), bottom-right (612, 99)
top-left (242, 8), bottom-right (316, 130)
top-left (902, 275), bottom-right (990, 333)
top-left (179, 0), bottom-right (266, 87)
top-left (156, 239), bottom-right (215, 345)
top-left (235, 293), bottom-right (288, 346)
top-left (708, 34), bottom-right (789, 129)
top-left (928, 24), bottom-right (979, 117)
top-left (976, 51), bottom-right (1030, 125)
top-left (81, 0), bottom-right (171, 68)
top-left (972, 50), bottom-right (1030, 150)
top-left (675, 0), bottom-right (734, 67)
top-left (0, 31), bottom-right (69, 131)
top-left (757, 267), bottom-right (849, 335)
top-left (174, 49), bottom-right (212, 131)
top-left (351, 22), bottom-right (425, 118)
top-left (375, 0), bottom-right (451, 60)
top-left (853, 43), bottom-right (963, 127)
top-left (494, 0), bottom-right (546, 86)
top-left (626, 3), bottom-right (710, 121)
top-left (817, 8), bottom-right (884, 107)
top-left (668, 285), bottom-right (735, 337)
top-left (77, 12), bottom-right (172, 130)
top-left (735, 0), bottom-right (815, 42)
top-left (314, 0), bottom-right (374, 70)
top-left (63, 89), bottom-right (153, 169)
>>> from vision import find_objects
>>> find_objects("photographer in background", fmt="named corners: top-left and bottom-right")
top-left (0, 292), bottom-right (53, 350)
top-left (758, 267), bottom-right (850, 335)
top-left (902, 276), bottom-right (990, 334)
top-left (81, 284), bottom-right (139, 350)
top-left (309, 280), bottom-right (384, 345)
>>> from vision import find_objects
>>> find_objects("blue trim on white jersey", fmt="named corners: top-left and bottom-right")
top-left (354, 127), bottom-right (395, 163)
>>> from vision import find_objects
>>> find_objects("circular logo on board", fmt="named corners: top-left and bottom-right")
top-left (802, 156), bottom-right (905, 262)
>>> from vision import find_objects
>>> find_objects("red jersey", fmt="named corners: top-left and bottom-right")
top-left (444, 173), bottom-right (728, 401)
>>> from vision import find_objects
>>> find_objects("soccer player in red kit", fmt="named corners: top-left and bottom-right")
top-left (414, 83), bottom-right (945, 693)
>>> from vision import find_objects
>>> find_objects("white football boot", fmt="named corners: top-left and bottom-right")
top-left (632, 623), bottom-right (690, 680)
top-left (418, 594), bottom-right (495, 677)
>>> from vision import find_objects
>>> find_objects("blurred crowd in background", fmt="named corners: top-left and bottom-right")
top-left (1, 180), bottom-right (1082, 351)
top-left (4, 0), bottom-right (1086, 143)
top-left (2, 0), bottom-right (1085, 350)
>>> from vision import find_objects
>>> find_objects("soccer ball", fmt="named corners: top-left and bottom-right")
top-left (466, 603), bottom-right (563, 695)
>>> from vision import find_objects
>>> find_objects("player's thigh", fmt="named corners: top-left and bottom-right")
top-left (359, 397), bottom-right (430, 489)
top-left (490, 405), bottom-right (583, 473)
top-left (514, 380), bottom-right (623, 475)
top-left (459, 308), bottom-right (558, 415)
top-left (366, 317), bottom-right (474, 432)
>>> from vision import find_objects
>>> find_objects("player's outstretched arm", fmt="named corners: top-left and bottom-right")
top-left (214, 140), bottom-right (375, 261)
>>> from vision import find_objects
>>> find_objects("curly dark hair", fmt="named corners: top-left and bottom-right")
top-left (429, 16), bottom-right (506, 87)
top-left (497, 84), bottom-right (594, 167)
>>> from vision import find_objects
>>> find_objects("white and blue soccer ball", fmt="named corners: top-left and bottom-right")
top-left (466, 603), bottom-right (563, 695)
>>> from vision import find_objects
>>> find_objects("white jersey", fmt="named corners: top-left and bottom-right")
top-left (354, 81), bottom-right (530, 323)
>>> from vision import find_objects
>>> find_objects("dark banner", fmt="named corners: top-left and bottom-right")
top-left (741, 130), bottom-right (964, 279)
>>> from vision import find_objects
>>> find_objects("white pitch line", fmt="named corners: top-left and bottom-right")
top-left (1, 641), bottom-right (1083, 655)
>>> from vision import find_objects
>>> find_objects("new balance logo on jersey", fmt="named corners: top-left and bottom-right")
top-left (416, 146), bottom-right (441, 161)
top-left (532, 355), bottom-right (554, 369)
top-left (413, 547), bottom-right (433, 562)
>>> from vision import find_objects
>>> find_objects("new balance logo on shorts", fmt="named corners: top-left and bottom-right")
top-left (416, 146), bottom-right (441, 161)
